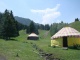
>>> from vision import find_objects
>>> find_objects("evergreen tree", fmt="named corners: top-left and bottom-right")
top-left (39, 24), bottom-right (44, 30)
top-left (75, 18), bottom-right (79, 22)
top-left (0, 13), bottom-right (3, 22)
top-left (44, 24), bottom-right (50, 30)
top-left (15, 21), bottom-right (19, 36)
top-left (26, 21), bottom-right (39, 34)
top-left (0, 13), bottom-right (3, 37)
top-left (35, 25), bottom-right (39, 34)
top-left (29, 21), bottom-right (35, 33)
top-left (1, 9), bottom-right (10, 39)
top-left (26, 26), bottom-right (30, 34)
top-left (10, 10), bottom-right (19, 37)
top-left (1, 9), bottom-right (19, 39)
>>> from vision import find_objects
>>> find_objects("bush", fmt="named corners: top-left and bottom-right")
top-left (52, 46), bottom-right (56, 48)
top-left (69, 44), bottom-right (80, 50)
top-left (73, 44), bottom-right (80, 50)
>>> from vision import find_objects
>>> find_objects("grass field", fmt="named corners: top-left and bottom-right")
top-left (0, 30), bottom-right (80, 60)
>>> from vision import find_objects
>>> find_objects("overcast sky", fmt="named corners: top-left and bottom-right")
top-left (0, 0), bottom-right (80, 24)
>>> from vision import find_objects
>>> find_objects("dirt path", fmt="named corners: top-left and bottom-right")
top-left (0, 55), bottom-right (6, 60)
top-left (43, 31), bottom-right (50, 38)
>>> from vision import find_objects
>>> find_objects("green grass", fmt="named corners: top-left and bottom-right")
top-left (0, 30), bottom-right (80, 60)
top-left (0, 39), bottom-right (43, 60)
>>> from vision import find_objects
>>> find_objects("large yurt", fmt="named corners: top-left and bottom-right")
top-left (51, 27), bottom-right (80, 47)
top-left (27, 33), bottom-right (39, 40)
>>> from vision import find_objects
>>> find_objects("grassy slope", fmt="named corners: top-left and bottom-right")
top-left (0, 30), bottom-right (44, 60)
top-left (69, 21), bottom-right (80, 32)
top-left (0, 29), bottom-right (80, 60)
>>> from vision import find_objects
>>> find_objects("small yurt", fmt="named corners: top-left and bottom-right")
top-left (27, 33), bottom-right (39, 40)
top-left (51, 27), bottom-right (80, 47)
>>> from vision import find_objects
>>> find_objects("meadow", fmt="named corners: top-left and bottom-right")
top-left (0, 30), bottom-right (80, 60)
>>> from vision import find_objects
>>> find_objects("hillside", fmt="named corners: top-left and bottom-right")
top-left (69, 21), bottom-right (80, 32)
top-left (15, 16), bottom-right (31, 26)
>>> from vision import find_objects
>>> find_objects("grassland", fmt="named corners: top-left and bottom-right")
top-left (0, 30), bottom-right (80, 60)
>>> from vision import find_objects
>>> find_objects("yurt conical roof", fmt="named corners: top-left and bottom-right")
top-left (28, 33), bottom-right (38, 37)
top-left (51, 27), bottom-right (80, 39)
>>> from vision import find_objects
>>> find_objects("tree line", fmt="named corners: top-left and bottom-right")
top-left (26, 21), bottom-right (50, 34)
top-left (26, 21), bottom-right (39, 34)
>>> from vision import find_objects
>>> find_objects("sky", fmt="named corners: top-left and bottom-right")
top-left (0, 0), bottom-right (80, 24)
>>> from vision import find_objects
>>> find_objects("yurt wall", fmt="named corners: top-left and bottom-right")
top-left (51, 38), bottom-right (63, 47)
top-left (51, 37), bottom-right (80, 47)
top-left (68, 37), bottom-right (80, 46)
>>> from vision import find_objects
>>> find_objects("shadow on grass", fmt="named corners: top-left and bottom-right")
top-left (0, 37), bottom-right (18, 41)
top-left (27, 39), bottom-right (40, 41)
top-left (4, 38), bottom-right (18, 41)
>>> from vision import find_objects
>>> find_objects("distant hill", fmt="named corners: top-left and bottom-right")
top-left (69, 21), bottom-right (80, 32)
top-left (15, 16), bottom-right (31, 26)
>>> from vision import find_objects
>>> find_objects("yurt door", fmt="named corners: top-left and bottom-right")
top-left (63, 37), bottom-right (68, 47)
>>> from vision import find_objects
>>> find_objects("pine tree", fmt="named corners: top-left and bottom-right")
top-left (1, 9), bottom-right (10, 39)
top-left (1, 9), bottom-right (19, 39)
top-left (10, 10), bottom-right (19, 36)
top-left (29, 21), bottom-right (35, 33)
top-left (39, 24), bottom-right (44, 30)
top-left (26, 26), bottom-right (30, 34)
top-left (26, 21), bottom-right (39, 34)
top-left (15, 21), bottom-right (19, 36)
top-left (75, 18), bottom-right (79, 22)
top-left (44, 24), bottom-right (50, 30)
top-left (35, 26), bottom-right (39, 34)
top-left (0, 13), bottom-right (3, 37)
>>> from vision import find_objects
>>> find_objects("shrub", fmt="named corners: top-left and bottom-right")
top-left (69, 44), bottom-right (80, 50)
top-left (52, 46), bottom-right (56, 48)
top-left (73, 44), bottom-right (80, 50)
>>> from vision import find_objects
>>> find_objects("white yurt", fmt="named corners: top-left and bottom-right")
top-left (27, 33), bottom-right (39, 40)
